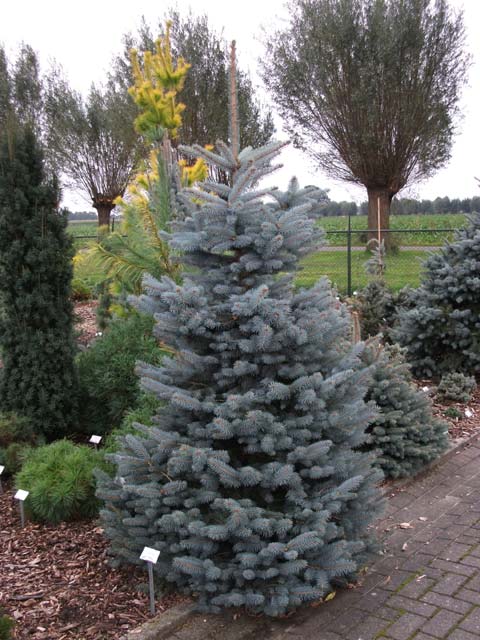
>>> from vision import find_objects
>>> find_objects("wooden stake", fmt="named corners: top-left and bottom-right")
top-left (377, 196), bottom-right (381, 247)
top-left (352, 311), bottom-right (361, 344)
top-left (229, 40), bottom-right (240, 160)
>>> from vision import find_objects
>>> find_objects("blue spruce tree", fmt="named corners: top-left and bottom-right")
top-left (394, 212), bottom-right (480, 377)
top-left (97, 137), bottom-right (384, 616)
top-left (361, 342), bottom-right (448, 478)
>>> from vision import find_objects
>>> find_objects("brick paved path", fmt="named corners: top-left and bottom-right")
top-left (172, 440), bottom-right (480, 640)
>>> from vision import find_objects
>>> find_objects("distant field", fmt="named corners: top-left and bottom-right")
top-left (318, 213), bottom-right (466, 246)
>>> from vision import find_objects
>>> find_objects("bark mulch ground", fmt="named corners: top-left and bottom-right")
top-left (74, 301), bottom-right (99, 348)
top-left (0, 486), bottom-right (183, 640)
top-left (415, 380), bottom-right (480, 440)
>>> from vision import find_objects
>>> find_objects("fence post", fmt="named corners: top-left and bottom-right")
top-left (347, 213), bottom-right (352, 297)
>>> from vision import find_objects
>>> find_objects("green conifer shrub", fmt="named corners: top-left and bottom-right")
top-left (1, 442), bottom-right (33, 476)
top-left (437, 372), bottom-right (477, 404)
top-left (0, 412), bottom-right (35, 448)
top-left (444, 406), bottom-right (462, 419)
top-left (0, 412), bottom-right (37, 475)
top-left (77, 312), bottom-right (165, 435)
top-left (362, 343), bottom-right (448, 478)
top-left (15, 440), bottom-right (106, 524)
top-left (0, 126), bottom-right (78, 439)
top-left (352, 280), bottom-right (395, 339)
top-left (97, 137), bottom-right (384, 616)
top-left (350, 241), bottom-right (411, 340)
top-left (104, 393), bottom-right (161, 454)
top-left (0, 612), bottom-right (14, 640)
top-left (96, 283), bottom-right (113, 331)
top-left (394, 213), bottom-right (480, 377)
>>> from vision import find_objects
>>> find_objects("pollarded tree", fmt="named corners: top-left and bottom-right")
top-left (0, 124), bottom-right (78, 439)
top-left (262, 0), bottom-right (469, 246)
top-left (394, 211), bottom-right (480, 377)
top-left (97, 134), bottom-right (384, 614)
top-left (44, 73), bottom-right (144, 228)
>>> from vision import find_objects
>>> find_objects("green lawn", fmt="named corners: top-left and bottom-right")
top-left (68, 217), bottom-right (445, 295)
top-left (68, 221), bottom-right (99, 251)
top-left (68, 220), bottom-right (98, 235)
top-left (318, 213), bottom-right (466, 246)
top-left (297, 248), bottom-right (431, 292)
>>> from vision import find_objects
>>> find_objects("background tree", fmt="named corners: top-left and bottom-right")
top-left (44, 74), bottom-right (144, 227)
top-left (0, 44), bottom-right (43, 133)
top-left (86, 24), bottom-right (207, 294)
top-left (110, 10), bottom-right (275, 164)
top-left (0, 124), bottom-right (78, 439)
top-left (262, 0), bottom-right (469, 246)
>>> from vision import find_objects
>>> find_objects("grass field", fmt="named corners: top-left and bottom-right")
top-left (298, 249), bottom-right (430, 292)
top-left (68, 221), bottom-right (98, 251)
top-left (68, 220), bottom-right (98, 234)
top-left (68, 216), bottom-right (449, 294)
top-left (318, 213), bottom-right (466, 246)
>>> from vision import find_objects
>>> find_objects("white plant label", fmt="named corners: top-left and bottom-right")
top-left (0, 465), bottom-right (4, 475)
top-left (89, 435), bottom-right (102, 445)
top-left (140, 547), bottom-right (160, 564)
top-left (422, 386), bottom-right (429, 392)
top-left (465, 408), bottom-right (473, 418)
top-left (15, 489), bottom-right (29, 501)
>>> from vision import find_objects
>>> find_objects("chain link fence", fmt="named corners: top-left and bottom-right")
top-left (298, 228), bottom-right (456, 295)
top-left (70, 221), bottom-right (457, 296)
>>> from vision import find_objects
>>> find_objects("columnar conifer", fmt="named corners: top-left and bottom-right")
top-left (0, 125), bottom-right (78, 438)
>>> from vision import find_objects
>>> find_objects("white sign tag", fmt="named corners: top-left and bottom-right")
top-left (0, 465), bottom-right (4, 475)
top-left (140, 547), bottom-right (160, 564)
top-left (89, 435), bottom-right (102, 445)
top-left (15, 489), bottom-right (29, 501)
top-left (422, 386), bottom-right (429, 392)
top-left (465, 408), bottom-right (473, 418)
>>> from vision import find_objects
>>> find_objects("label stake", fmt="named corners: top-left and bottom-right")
top-left (140, 546), bottom-right (160, 615)
top-left (89, 435), bottom-right (102, 450)
top-left (14, 489), bottom-right (29, 527)
top-left (148, 562), bottom-right (155, 614)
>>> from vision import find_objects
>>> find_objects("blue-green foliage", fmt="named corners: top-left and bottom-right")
top-left (97, 139), bottom-right (384, 616)
top-left (437, 371), bottom-right (477, 404)
top-left (363, 343), bottom-right (448, 478)
top-left (394, 213), bottom-right (480, 377)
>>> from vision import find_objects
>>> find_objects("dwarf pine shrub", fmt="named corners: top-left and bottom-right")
top-left (15, 440), bottom-right (106, 524)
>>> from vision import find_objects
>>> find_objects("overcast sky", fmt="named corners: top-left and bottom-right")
top-left (2, 0), bottom-right (479, 210)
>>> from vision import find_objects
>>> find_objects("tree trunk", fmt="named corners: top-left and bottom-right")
top-left (367, 188), bottom-right (393, 250)
top-left (93, 202), bottom-right (115, 229)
